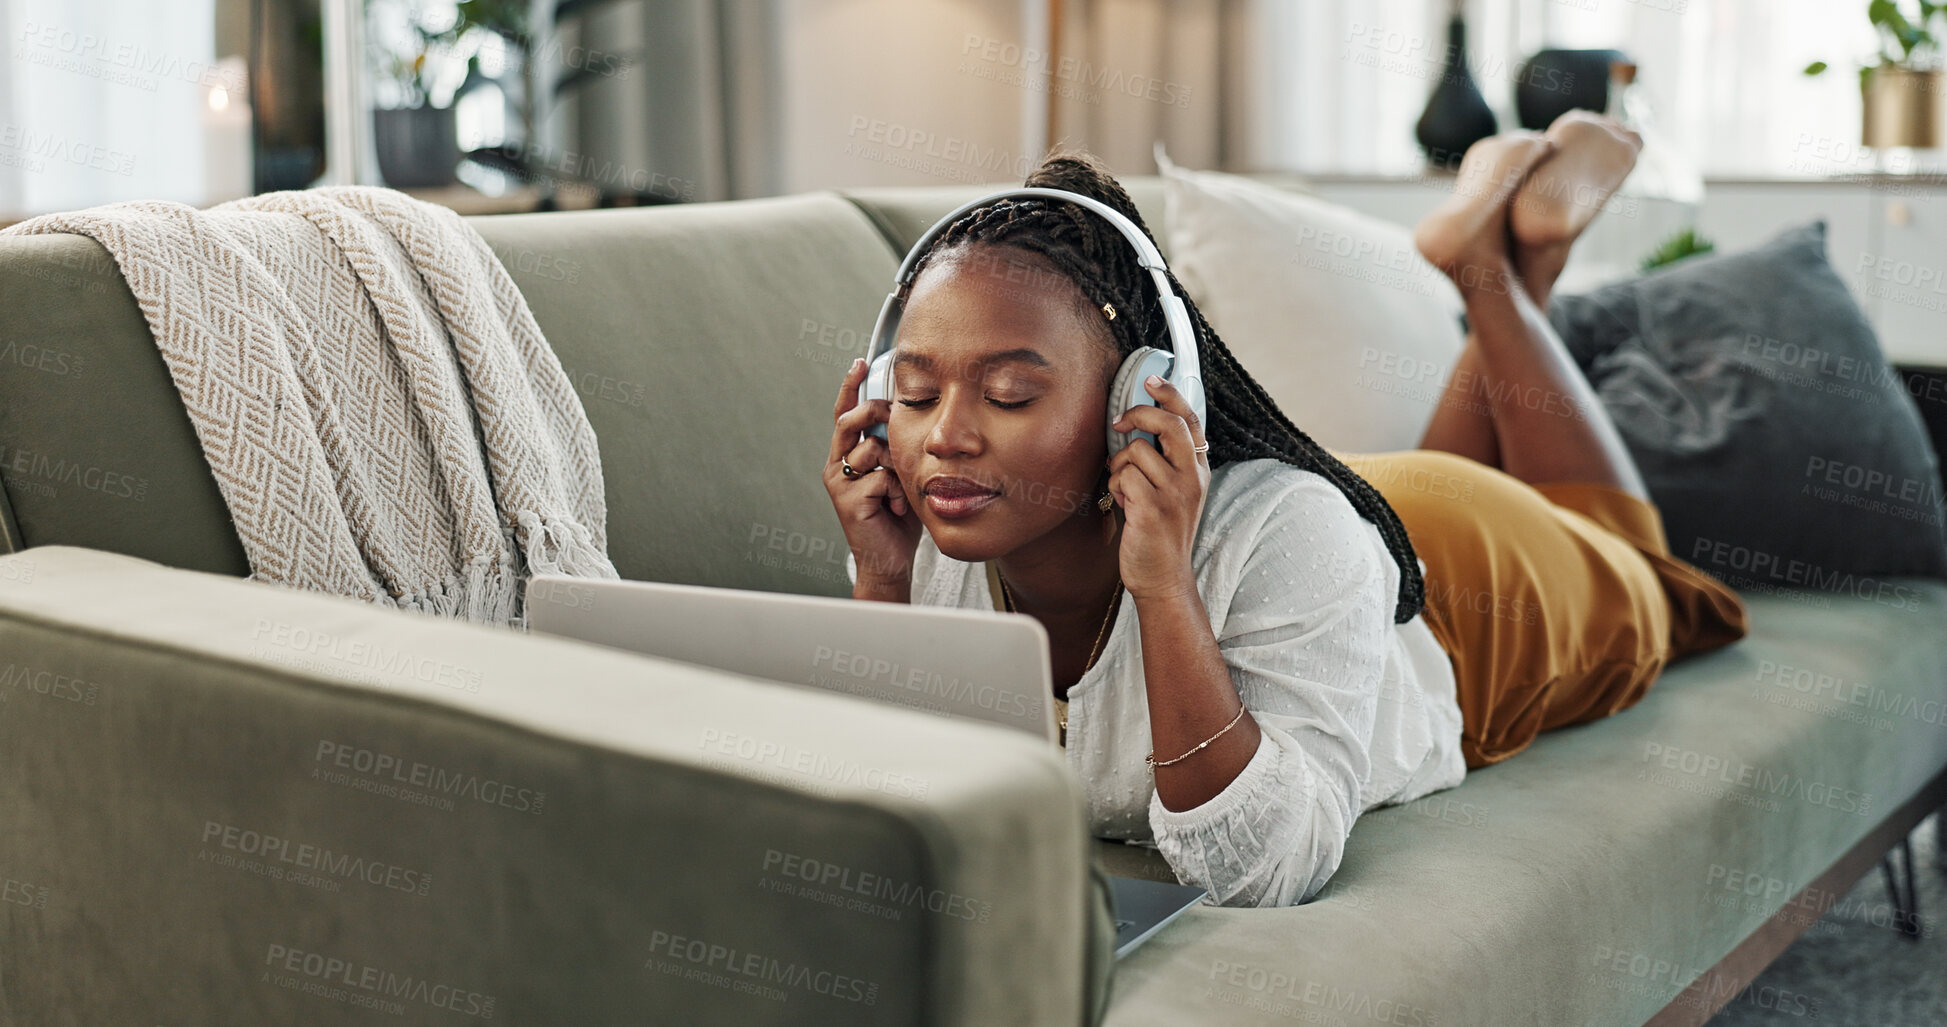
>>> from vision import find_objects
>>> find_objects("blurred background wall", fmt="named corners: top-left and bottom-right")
top-left (0, 0), bottom-right (1915, 217)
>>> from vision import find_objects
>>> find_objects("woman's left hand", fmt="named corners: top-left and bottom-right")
top-left (1108, 375), bottom-right (1212, 601)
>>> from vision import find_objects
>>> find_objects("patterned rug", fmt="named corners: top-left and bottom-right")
top-left (1709, 814), bottom-right (1945, 1025)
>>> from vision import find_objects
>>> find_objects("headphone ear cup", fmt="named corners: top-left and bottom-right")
top-left (861, 351), bottom-right (896, 442)
top-left (1105, 347), bottom-right (1175, 459)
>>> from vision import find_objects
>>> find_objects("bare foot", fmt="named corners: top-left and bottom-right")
top-left (1508, 111), bottom-right (1642, 305)
top-left (1413, 132), bottom-right (1555, 279)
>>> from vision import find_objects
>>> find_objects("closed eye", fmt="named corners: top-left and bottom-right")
top-left (897, 397), bottom-right (1033, 410)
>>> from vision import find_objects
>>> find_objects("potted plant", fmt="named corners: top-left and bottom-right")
top-left (368, 0), bottom-right (463, 189)
top-left (1805, 0), bottom-right (1945, 150)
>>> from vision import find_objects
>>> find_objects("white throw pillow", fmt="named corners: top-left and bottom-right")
top-left (1159, 156), bottom-right (1466, 455)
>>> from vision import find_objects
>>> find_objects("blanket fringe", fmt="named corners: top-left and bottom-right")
top-left (515, 509), bottom-right (617, 580)
top-left (390, 555), bottom-right (520, 626)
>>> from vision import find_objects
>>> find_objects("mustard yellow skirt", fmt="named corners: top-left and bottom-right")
top-left (1334, 449), bottom-right (1749, 769)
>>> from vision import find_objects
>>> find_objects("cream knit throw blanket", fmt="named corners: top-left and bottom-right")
top-left (2, 186), bottom-right (617, 623)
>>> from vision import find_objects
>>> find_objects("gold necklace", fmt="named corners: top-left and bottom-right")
top-left (996, 569), bottom-right (1122, 738)
top-left (996, 572), bottom-right (1122, 670)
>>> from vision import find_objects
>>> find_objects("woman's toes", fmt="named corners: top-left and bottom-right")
top-left (1509, 111), bottom-right (1643, 247)
top-left (1454, 131), bottom-right (1554, 203)
top-left (1413, 132), bottom-right (1554, 273)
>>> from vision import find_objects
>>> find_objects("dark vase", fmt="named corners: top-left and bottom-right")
top-left (373, 106), bottom-right (459, 189)
top-left (249, 0), bottom-right (326, 192)
top-left (1414, 15), bottom-right (1498, 170)
top-left (1513, 49), bottom-right (1628, 130)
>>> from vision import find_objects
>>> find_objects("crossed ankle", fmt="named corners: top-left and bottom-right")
top-left (1446, 259), bottom-right (1531, 301)
top-left (1440, 253), bottom-right (1520, 292)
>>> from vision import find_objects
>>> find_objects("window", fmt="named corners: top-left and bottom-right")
top-left (0, 0), bottom-right (222, 215)
top-left (1253, 0), bottom-right (1892, 178)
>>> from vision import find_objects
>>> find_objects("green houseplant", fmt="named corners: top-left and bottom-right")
top-left (1804, 1), bottom-right (1946, 149)
top-left (367, 0), bottom-right (466, 188)
top-left (368, 0), bottom-right (645, 202)
top-left (365, 0), bottom-right (553, 190)
top-left (1640, 227), bottom-right (1715, 274)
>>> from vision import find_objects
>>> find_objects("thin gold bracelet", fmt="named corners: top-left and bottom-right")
top-left (1147, 705), bottom-right (1250, 771)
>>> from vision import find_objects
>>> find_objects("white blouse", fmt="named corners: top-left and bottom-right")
top-left (851, 457), bottom-right (1466, 907)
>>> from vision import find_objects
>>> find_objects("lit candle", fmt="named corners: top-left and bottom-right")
top-left (203, 55), bottom-right (253, 204)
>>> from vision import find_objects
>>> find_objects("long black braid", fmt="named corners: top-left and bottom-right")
top-left (901, 152), bottom-right (1426, 624)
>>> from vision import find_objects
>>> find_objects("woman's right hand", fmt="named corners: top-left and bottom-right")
top-left (826, 357), bottom-right (922, 600)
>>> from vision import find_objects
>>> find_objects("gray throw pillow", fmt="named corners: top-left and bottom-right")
top-left (1547, 220), bottom-right (1947, 591)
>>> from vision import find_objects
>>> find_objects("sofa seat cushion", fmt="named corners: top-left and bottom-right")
top-left (1098, 582), bottom-right (1947, 1026)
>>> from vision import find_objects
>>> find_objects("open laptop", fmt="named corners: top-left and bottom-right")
top-left (524, 574), bottom-right (1206, 957)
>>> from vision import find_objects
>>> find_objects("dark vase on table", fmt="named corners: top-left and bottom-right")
top-left (1415, 13), bottom-right (1498, 170)
top-left (374, 105), bottom-right (459, 189)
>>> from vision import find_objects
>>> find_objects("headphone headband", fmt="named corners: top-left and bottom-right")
top-left (892, 187), bottom-right (1172, 282)
top-left (865, 186), bottom-right (1202, 409)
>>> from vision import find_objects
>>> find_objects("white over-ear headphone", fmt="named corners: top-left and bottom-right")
top-left (854, 187), bottom-right (1205, 459)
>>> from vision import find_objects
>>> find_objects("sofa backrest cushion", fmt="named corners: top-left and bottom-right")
top-left (839, 174), bottom-right (1319, 261)
top-left (0, 233), bottom-right (251, 576)
top-left (1155, 161), bottom-right (1466, 454)
top-left (473, 195), bottom-right (895, 594)
top-left (0, 193), bottom-right (898, 597)
top-left (843, 176), bottom-right (1173, 258)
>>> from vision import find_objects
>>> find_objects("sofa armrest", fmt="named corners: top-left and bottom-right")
top-left (0, 546), bottom-right (1093, 1025)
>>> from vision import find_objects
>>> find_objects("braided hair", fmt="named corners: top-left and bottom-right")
top-left (900, 152), bottom-right (1426, 624)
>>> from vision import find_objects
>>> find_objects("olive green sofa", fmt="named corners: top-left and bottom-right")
top-left (2, 178), bottom-right (1944, 1026)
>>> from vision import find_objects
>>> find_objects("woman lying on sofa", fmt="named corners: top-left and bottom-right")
top-left (823, 117), bottom-right (1749, 908)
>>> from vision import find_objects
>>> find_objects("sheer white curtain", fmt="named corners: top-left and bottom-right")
top-left (547, 0), bottom-right (784, 201)
top-left (1246, 0), bottom-right (1887, 177)
top-left (1540, 0), bottom-right (1886, 177)
top-left (1242, 0), bottom-right (1452, 174)
top-left (1048, 0), bottom-right (1234, 174)
top-left (0, 0), bottom-right (220, 216)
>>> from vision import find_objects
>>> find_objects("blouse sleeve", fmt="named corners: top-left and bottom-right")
top-left (846, 536), bottom-right (936, 598)
top-left (1146, 477), bottom-right (1393, 908)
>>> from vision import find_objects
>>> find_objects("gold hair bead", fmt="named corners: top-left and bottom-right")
top-left (1102, 303), bottom-right (1116, 321)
